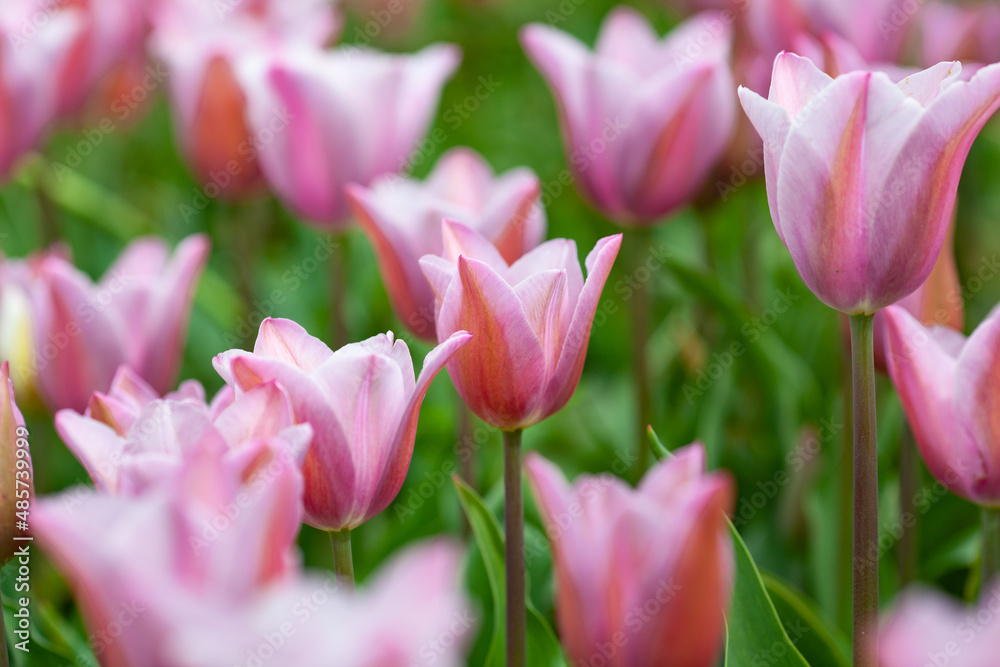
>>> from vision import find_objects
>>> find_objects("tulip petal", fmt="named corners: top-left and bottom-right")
top-left (55, 410), bottom-right (123, 491)
top-left (513, 269), bottom-right (567, 380)
top-left (253, 317), bottom-right (334, 370)
top-left (213, 381), bottom-right (297, 448)
top-left (441, 219), bottom-right (509, 269)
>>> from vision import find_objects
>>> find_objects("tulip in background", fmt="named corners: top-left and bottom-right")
top-left (740, 52), bottom-right (1000, 666)
top-left (918, 0), bottom-right (1000, 69)
top-left (421, 219), bottom-right (620, 665)
top-left (884, 303), bottom-right (1000, 585)
top-left (55, 365), bottom-right (312, 495)
top-left (235, 43), bottom-right (461, 227)
top-left (0, 362), bottom-right (31, 564)
top-left (880, 586), bottom-right (1000, 667)
top-left (0, 3), bottom-right (82, 178)
top-left (346, 146), bottom-right (546, 341)
top-left (28, 234), bottom-right (209, 412)
top-left (148, 0), bottom-right (341, 198)
top-left (520, 8), bottom-right (735, 225)
top-left (526, 443), bottom-right (734, 667)
top-left (215, 317), bottom-right (471, 586)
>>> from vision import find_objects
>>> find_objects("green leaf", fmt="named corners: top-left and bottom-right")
top-left (726, 523), bottom-right (811, 667)
top-left (763, 574), bottom-right (851, 667)
top-left (453, 475), bottom-right (567, 667)
top-left (647, 425), bottom-right (671, 461)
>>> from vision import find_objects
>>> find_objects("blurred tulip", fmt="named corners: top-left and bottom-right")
top-left (148, 0), bottom-right (340, 198)
top-left (346, 147), bottom-right (546, 341)
top-left (0, 261), bottom-right (39, 399)
top-left (214, 318), bottom-right (471, 531)
top-left (29, 234), bottom-right (209, 412)
top-left (235, 43), bottom-right (460, 226)
top-left (171, 540), bottom-right (475, 667)
top-left (55, 365), bottom-right (311, 495)
top-left (880, 587), bottom-right (1000, 667)
top-left (739, 55), bottom-right (1000, 315)
top-left (525, 444), bottom-right (733, 667)
top-left (54, 0), bottom-right (147, 115)
top-left (884, 303), bottom-right (1000, 507)
top-left (420, 221), bottom-right (621, 430)
top-left (34, 432), bottom-right (305, 667)
top-left (800, 0), bottom-right (917, 63)
top-left (520, 8), bottom-right (736, 225)
top-left (918, 0), bottom-right (1000, 68)
top-left (0, 362), bottom-right (31, 564)
top-left (0, 3), bottom-right (83, 177)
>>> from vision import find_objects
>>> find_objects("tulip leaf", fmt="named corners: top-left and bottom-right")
top-left (453, 475), bottom-right (568, 667)
top-left (647, 425), bottom-right (671, 460)
top-left (762, 574), bottom-right (851, 667)
top-left (725, 523), bottom-right (811, 667)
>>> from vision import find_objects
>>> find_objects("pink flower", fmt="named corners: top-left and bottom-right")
top-left (214, 318), bottom-right (471, 531)
top-left (880, 587), bottom-right (1000, 667)
top-left (148, 0), bottom-right (340, 198)
top-left (739, 55), bottom-right (1000, 315)
top-left (799, 0), bottom-right (917, 63)
top-left (419, 221), bottom-right (621, 430)
top-left (0, 362), bottom-right (31, 564)
top-left (234, 43), bottom-right (460, 227)
top-left (0, 3), bottom-right (83, 177)
top-left (171, 540), bottom-right (475, 667)
top-left (918, 0), bottom-right (1000, 70)
top-left (33, 433), bottom-right (306, 667)
top-left (346, 147), bottom-right (546, 341)
top-left (525, 444), bottom-right (734, 667)
top-left (55, 364), bottom-right (311, 495)
top-left (28, 234), bottom-right (210, 412)
top-left (520, 8), bottom-right (735, 224)
top-left (883, 303), bottom-right (1000, 507)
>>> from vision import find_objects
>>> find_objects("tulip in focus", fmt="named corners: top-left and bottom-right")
top-left (214, 318), bottom-right (471, 531)
top-left (55, 364), bottom-right (312, 495)
top-left (526, 443), bottom-right (734, 667)
top-left (420, 220), bottom-right (621, 431)
top-left (235, 43), bottom-right (460, 227)
top-left (33, 431), bottom-right (306, 667)
top-left (520, 8), bottom-right (736, 224)
top-left (171, 540), bottom-right (475, 667)
top-left (0, 362), bottom-right (31, 564)
top-left (28, 234), bottom-right (209, 412)
top-left (739, 55), bottom-right (1000, 315)
top-left (883, 303), bottom-right (1000, 507)
top-left (880, 587), bottom-right (1000, 667)
top-left (148, 0), bottom-right (341, 198)
top-left (346, 147), bottom-right (546, 341)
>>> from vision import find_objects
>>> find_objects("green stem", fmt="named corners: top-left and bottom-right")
top-left (503, 429), bottom-right (526, 667)
top-left (629, 229), bottom-right (653, 476)
top-left (897, 425), bottom-right (920, 588)
top-left (329, 529), bottom-right (355, 593)
top-left (982, 507), bottom-right (1000, 593)
top-left (849, 314), bottom-right (878, 667)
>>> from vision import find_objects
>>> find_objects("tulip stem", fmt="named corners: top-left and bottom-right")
top-left (849, 314), bottom-right (878, 667)
top-left (503, 428), bottom-right (526, 667)
top-left (629, 228), bottom-right (653, 476)
top-left (982, 507), bottom-right (1000, 593)
top-left (897, 425), bottom-right (920, 588)
top-left (329, 529), bottom-right (355, 593)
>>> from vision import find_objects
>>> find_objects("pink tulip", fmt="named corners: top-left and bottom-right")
top-left (171, 540), bottom-right (475, 667)
top-left (918, 1), bottom-right (1000, 70)
top-left (55, 364), bottom-right (311, 495)
top-left (0, 362), bottom-right (31, 564)
top-left (234, 43), bottom-right (460, 227)
top-left (54, 0), bottom-right (147, 115)
top-left (0, 3), bottom-right (83, 177)
top-left (525, 444), bottom-right (734, 667)
top-left (520, 8), bottom-right (736, 224)
top-left (28, 234), bottom-right (209, 412)
top-left (148, 0), bottom-right (340, 198)
top-left (739, 55), bottom-right (1000, 315)
top-left (33, 431), bottom-right (305, 667)
top-left (214, 318), bottom-right (471, 531)
top-left (799, 0), bottom-right (917, 63)
top-left (883, 303), bottom-right (1000, 507)
top-left (880, 587), bottom-right (1000, 667)
top-left (346, 147), bottom-right (547, 341)
top-left (419, 221), bottom-right (621, 430)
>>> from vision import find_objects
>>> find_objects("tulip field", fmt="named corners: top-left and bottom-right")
top-left (3, 0), bottom-right (1000, 665)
